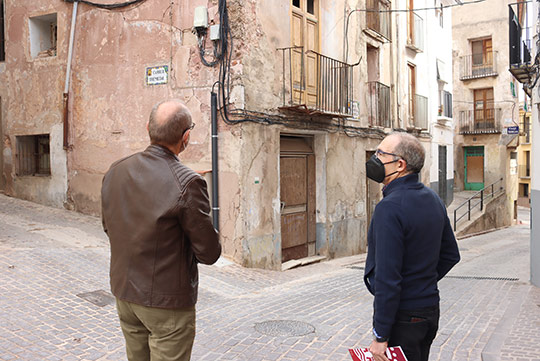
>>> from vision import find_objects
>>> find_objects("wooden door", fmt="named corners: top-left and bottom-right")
top-left (291, 0), bottom-right (319, 107)
top-left (464, 146), bottom-right (484, 190)
top-left (280, 136), bottom-right (315, 262)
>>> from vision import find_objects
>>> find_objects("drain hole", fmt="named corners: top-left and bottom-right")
top-left (254, 320), bottom-right (315, 337)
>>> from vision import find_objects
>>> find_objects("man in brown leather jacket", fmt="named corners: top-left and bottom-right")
top-left (101, 99), bottom-right (221, 361)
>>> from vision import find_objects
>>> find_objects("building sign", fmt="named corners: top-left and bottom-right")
top-left (507, 126), bottom-right (519, 135)
top-left (146, 65), bottom-right (168, 86)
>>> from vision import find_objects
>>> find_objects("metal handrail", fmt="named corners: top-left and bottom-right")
top-left (453, 178), bottom-right (504, 231)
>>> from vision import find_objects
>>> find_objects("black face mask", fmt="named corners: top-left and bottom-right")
top-left (365, 154), bottom-right (399, 183)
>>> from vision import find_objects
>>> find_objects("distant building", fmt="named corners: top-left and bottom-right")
top-left (452, 0), bottom-right (521, 229)
top-left (517, 105), bottom-right (532, 207)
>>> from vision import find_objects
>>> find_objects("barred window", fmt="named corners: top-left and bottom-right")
top-left (16, 135), bottom-right (51, 176)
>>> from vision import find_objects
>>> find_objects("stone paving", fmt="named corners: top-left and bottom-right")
top-left (0, 193), bottom-right (539, 361)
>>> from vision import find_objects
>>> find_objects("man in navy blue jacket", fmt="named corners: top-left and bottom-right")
top-left (364, 132), bottom-right (460, 361)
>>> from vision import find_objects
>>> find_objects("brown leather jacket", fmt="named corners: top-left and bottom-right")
top-left (101, 144), bottom-right (221, 309)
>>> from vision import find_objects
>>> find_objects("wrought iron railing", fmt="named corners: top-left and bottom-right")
top-left (459, 51), bottom-right (498, 80)
top-left (458, 107), bottom-right (502, 134)
top-left (407, 12), bottom-right (424, 51)
top-left (453, 178), bottom-right (504, 231)
top-left (366, 0), bottom-right (391, 40)
top-left (413, 94), bottom-right (428, 129)
top-left (367, 81), bottom-right (391, 128)
top-left (278, 46), bottom-right (355, 116)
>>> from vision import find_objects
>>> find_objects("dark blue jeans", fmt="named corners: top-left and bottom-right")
top-left (388, 305), bottom-right (440, 361)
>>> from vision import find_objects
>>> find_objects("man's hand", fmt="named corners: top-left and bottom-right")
top-left (369, 340), bottom-right (389, 361)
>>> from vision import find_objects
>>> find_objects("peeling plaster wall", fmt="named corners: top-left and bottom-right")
top-left (324, 133), bottom-right (364, 258)
top-left (2, 0), bottom-right (446, 269)
top-left (239, 124), bottom-right (280, 269)
top-left (0, 2), bottom-right (69, 207)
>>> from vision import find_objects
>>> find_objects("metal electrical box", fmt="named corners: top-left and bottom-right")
top-left (193, 6), bottom-right (208, 29)
top-left (209, 24), bottom-right (220, 40)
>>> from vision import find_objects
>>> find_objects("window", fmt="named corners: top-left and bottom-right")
top-left (307, 0), bottom-right (314, 14)
top-left (16, 135), bottom-right (51, 176)
top-left (291, 0), bottom-right (319, 107)
top-left (0, 0), bottom-right (5, 61)
top-left (525, 150), bottom-right (530, 177)
top-left (473, 88), bottom-right (494, 126)
top-left (29, 13), bottom-right (57, 58)
top-left (408, 63), bottom-right (416, 124)
top-left (471, 38), bottom-right (492, 70)
top-left (522, 115), bottom-right (530, 143)
top-left (366, 0), bottom-right (391, 40)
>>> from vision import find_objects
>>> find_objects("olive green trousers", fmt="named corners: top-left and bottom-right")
top-left (116, 298), bottom-right (196, 361)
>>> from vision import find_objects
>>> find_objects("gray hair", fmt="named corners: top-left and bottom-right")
top-left (391, 132), bottom-right (425, 173)
top-left (148, 100), bottom-right (192, 146)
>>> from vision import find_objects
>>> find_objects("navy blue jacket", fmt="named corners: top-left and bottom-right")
top-left (364, 173), bottom-right (460, 338)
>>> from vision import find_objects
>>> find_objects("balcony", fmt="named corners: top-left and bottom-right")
top-left (406, 12), bottom-right (424, 52)
top-left (367, 81), bottom-right (391, 128)
top-left (459, 51), bottom-right (498, 80)
top-left (458, 107), bottom-right (502, 134)
top-left (365, 0), bottom-right (391, 41)
top-left (509, 3), bottom-right (533, 95)
top-left (518, 165), bottom-right (531, 178)
top-left (278, 46), bottom-right (356, 117)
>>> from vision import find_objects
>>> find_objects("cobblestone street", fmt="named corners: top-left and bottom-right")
top-left (1, 193), bottom-right (539, 361)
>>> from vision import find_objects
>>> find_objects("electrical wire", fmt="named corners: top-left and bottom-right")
top-left (352, 0), bottom-right (487, 13)
top-left (63, 0), bottom-right (146, 10)
top-left (208, 0), bottom-right (389, 139)
top-left (344, 0), bottom-right (487, 62)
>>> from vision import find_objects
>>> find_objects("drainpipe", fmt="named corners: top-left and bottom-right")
top-left (63, 1), bottom-right (78, 149)
top-left (210, 91), bottom-right (219, 231)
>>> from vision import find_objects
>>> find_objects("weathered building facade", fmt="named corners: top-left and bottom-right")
top-left (517, 106), bottom-right (531, 207)
top-left (1, 0), bottom-right (454, 270)
top-left (452, 0), bottom-right (521, 227)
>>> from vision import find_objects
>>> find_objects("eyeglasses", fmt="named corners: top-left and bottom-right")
top-left (375, 148), bottom-right (400, 159)
top-left (188, 122), bottom-right (196, 130)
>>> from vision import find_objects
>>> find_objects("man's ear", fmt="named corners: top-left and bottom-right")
top-left (182, 129), bottom-right (190, 143)
top-left (398, 158), bottom-right (407, 172)
top-left (146, 121), bottom-right (150, 132)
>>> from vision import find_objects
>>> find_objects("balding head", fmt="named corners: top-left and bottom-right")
top-left (148, 100), bottom-right (192, 147)
top-left (386, 132), bottom-right (425, 173)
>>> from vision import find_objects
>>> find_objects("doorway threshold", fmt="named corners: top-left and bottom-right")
top-left (281, 255), bottom-right (327, 271)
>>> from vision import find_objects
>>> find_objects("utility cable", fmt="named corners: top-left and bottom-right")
top-left (63, 0), bottom-right (146, 10)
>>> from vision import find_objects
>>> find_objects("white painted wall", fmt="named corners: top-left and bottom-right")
top-left (531, 0), bottom-right (540, 287)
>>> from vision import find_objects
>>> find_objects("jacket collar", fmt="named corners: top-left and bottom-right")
top-left (145, 144), bottom-right (179, 161)
top-left (383, 173), bottom-right (421, 197)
